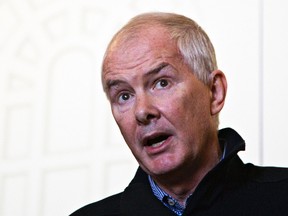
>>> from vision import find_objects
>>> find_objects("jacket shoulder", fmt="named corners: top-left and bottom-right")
top-left (245, 163), bottom-right (288, 183)
top-left (70, 192), bottom-right (122, 216)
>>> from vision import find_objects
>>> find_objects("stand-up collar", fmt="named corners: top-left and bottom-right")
top-left (218, 128), bottom-right (245, 159)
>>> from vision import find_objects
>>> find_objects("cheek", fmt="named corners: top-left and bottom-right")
top-left (168, 92), bottom-right (195, 119)
top-left (166, 90), bottom-right (210, 129)
top-left (112, 107), bottom-right (136, 144)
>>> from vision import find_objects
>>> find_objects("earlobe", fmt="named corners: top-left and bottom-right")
top-left (209, 70), bottom-right (227, 115)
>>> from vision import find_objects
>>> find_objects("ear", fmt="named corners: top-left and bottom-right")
top-left (209, 70), bottom-right (227, 116)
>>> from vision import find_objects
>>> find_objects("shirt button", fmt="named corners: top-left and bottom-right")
top-left (167, 198), bottom-right (176, 206)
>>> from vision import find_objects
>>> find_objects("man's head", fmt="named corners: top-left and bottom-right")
top-left (101, 12), bottom-right (227, 182)
top-left (103, 12), bottom-right (217, 87)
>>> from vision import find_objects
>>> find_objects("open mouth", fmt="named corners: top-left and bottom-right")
top-left (146, 135), bottom-right (170, 148)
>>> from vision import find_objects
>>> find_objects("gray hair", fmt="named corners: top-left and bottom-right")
top-left (102, 12), bottom-right (218, 86)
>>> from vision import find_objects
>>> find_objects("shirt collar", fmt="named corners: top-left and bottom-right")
top-left (148, 175), bottom-right (186, 215)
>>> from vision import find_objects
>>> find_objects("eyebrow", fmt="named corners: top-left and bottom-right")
top-left (143, 62), bottom-right (169, 78)
top-left (104, 62), bottom-right (169, 91)
top-left (105, 79), bottom-right (126, 92)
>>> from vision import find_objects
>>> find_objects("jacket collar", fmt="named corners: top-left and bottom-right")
top-left (218, 127), bottom-right (245, 160)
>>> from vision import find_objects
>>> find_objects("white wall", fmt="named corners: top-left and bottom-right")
top-left (0, 0), bottom-right (288, 215)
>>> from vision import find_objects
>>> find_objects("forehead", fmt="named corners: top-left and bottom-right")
top-left (102, 25), bottom-right (179, 78)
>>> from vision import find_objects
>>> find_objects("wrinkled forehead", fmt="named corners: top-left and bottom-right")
top-left (102, 25), bottom-right (173, 75)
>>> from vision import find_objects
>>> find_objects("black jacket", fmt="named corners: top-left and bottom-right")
top-left (70, 128), bottom-right (288, 215)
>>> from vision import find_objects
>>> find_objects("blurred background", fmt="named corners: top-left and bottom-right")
top-left (0, 0), bottom-right (288, 215)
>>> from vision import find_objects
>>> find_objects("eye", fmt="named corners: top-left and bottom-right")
top-left (118, 92), bottom-right (131, 103)
top-left (155, 79), bottom-right (169, 89)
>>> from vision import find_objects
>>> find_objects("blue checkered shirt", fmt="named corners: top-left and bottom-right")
top-left (148, 175), bottom-right (187, 215)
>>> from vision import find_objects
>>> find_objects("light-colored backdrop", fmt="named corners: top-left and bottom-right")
top-left (1, 0), bottom-right (288, 215)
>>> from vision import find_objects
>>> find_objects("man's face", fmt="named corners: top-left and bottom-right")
top-left (103, 26), bottom-right (217, 178)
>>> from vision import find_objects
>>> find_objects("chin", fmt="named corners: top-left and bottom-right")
top-left (145, 160), bottom-right (182, 177)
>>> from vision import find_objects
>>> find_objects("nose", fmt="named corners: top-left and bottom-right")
top-left (134, 94), bottom-right (160, 125)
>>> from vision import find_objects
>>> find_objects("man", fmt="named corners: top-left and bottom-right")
top-left (71, 12), bottom-right (288, 216)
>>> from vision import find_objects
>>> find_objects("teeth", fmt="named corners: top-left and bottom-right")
top-left (151, 140), bottom-right (165, 147)
top-left (145, 135), bottom-right (169, 147)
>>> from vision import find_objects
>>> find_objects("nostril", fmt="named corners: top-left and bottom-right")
top-left (147, 113), bottom-right (156, 120)
top-left (136, 112), bottom-right (158, 125)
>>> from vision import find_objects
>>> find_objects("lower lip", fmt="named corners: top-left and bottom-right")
top-left (144, 136), bottom-right (172, 155)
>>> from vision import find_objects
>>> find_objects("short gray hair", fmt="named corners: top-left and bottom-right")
top-left (102, 12), bottom-right (218, 86)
